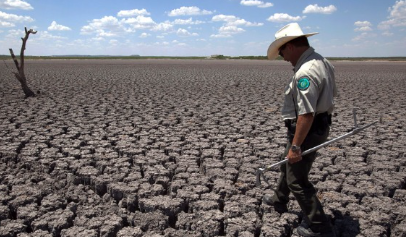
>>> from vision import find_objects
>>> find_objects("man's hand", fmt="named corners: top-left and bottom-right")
top-left (287, 148), bottom-right (302, 163)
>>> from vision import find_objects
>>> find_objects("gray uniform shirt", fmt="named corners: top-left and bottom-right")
top-left (282, 47), bottom-right (337, 120)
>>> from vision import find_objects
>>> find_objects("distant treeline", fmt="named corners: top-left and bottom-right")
top-left (0, 55), bottom-right (207, 60)
top-left (1, 55), bottom-right (405, 61)
top-left (326, 57), bottom-right (406, 61)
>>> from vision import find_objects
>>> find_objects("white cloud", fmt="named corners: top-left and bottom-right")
top-left (0, 20), bottom-right (14, 27)
top-left (211, 34), bottom-right (232, 39)
top-left (109, 39), bottom-right (118, 45)
top-left (240, 0), bottom-right (273, 8)
top-left (355, 21), bottom-right (372, 27)
top-left (267, 13), bottom-right (305, 22)
top-left (123, 15), bottom-right (156, 29)
top-left (352, 32), bottom-right (377, 42)
top-left (211, 14), bottom-right (261, 38)
top-left (139, 32), bottom-right (150, 38)
top-left (5, 28), bottom-right (23, 38)
top-left (210, 14), bottom-right (261, 39)
top-left (117, 9), bottom-right (150, 17)
top-left (0, 10), bottom-right (33, 27)
top-left (210, 34), bottom-right (230, 38)
top-left (177, 42), bottom-right (187, 46)
top-left (168, 6), bottom-right (213, 16)
top-left (382, 31), bottom-right (394, 37)
top-left (48, 21), bottom-right (71, 31)
top-left (37, 30), bottom-right (67, 40)
top-left (378, 0), bottom-right (406, 30)
top-left (155, 41), bottom-right (170, 46)
top-left (82, 16), bottom-right (119, 31)
top-left (389, 0), bottom-right (406, 19)
top-left (220, 25), bottom-right (245, 34)
top-left (0, 0), bottom-right (33, 10)
top-left (81, 16), bottom-right (129, 37)
top-left (152, 22), bottom-right (174, 32)
top-left (354, 21), bottom-right (372, 32)
top-left (212, 14), bottom-right (263, 27)
top-left (231, 19), bottom-right (263, 27)
top-left (177, 28), bottom-right (198, 37)
top-left (211, 25), bottom-right (245, 38)
top-left (354, 26), bottom-right (372, 32)
top-left (351, 33), bottom-right (366, 42)
top-left (378, 19), bottom-right (395, 30)
top-left (172, 17), bottom-right (204, 25)
top-left (91, 37), bottom-right (104, 41)
top-left (303, 4), bottom-right (337, 14)
top-left (212, 14), bottom-right (236, 23)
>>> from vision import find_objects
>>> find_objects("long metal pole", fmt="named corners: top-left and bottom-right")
top-left (259, 120), bottom-right (378, 172)
top-left (255, 109), bottom-right (381, 187)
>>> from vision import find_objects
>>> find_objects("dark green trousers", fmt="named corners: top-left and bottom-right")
top-left (272, 126), bottom-right (330, 228)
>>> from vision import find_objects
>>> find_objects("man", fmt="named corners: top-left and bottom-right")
top-left (263, 23), bottom-right (337, 236)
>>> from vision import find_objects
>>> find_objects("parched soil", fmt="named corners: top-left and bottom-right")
top-left (0, 59), bottom-right (405, 237)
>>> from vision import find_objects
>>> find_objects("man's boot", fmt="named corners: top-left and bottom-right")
top-left (262, 195), bottom-right (288, 214)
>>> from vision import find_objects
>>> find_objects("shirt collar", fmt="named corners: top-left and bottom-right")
top-left (294, 47), bottom-right (315, 73)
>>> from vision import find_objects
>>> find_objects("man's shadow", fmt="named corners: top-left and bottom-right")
top-left (332, 210), bottom-right (361, 237)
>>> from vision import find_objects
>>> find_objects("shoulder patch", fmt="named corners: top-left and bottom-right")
top-left (297, 77), bottom-right (310, 90)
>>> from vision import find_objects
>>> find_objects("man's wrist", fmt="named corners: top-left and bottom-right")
top-left (290, 145), bottom-right (301, 152)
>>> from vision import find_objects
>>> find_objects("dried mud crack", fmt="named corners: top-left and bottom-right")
top-left (1, 59), bottom-right (405, 237)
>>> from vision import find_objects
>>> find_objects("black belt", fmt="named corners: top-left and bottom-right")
top-left (285, 112), bottom-right (332, 132)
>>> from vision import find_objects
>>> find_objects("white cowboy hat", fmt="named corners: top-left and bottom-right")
top-left (267, 23), bottom-right (318, 60)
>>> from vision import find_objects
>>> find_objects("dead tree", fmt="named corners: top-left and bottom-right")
top-left (9, 27), bottom-right (37, 98)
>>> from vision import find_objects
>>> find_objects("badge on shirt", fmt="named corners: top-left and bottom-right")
top-left (297, 77), bottom-right (310, 90)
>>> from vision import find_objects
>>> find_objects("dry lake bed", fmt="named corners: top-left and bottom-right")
top-left (0, 59), bottom-right (405, 236)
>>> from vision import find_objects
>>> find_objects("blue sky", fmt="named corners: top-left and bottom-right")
top-left (1, 0), bottom-right (405, 57)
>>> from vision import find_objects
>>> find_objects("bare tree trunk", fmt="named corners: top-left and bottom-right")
top-left (9, 27), bottom-right (37, 98)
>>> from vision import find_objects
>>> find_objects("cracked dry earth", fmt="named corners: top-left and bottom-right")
top-left (0, 59), bottom-right (405, 237)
